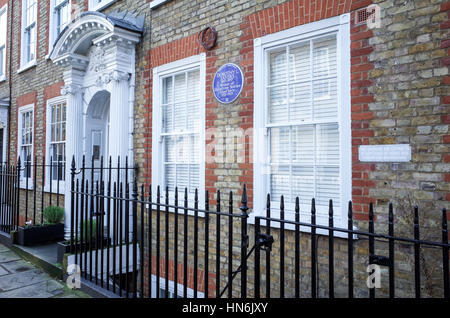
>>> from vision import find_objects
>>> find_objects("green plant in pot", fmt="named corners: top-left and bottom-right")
top-left (81, 219), bottom-right (97, 242)
top-left (43, 206), bottom-right (65, 225)
top-left (17, 206), bottom-right (65, 246)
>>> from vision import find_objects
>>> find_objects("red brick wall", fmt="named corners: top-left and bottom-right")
top-left (441, 2), bottom-right (450, 206)
top-left (144, 0), bottom-right (377, 218)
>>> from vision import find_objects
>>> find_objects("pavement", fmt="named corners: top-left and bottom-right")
top-left (0, 243), bottom-right (90, 298)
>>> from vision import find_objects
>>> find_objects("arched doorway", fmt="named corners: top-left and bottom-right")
top-left (86, 90), bottom-right (110, 172)
top-left (50, 12), bottom-right (142, 238)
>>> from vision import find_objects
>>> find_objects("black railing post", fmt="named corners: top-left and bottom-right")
top-left (240, 185), bottom-right (249, 298)
top-left (295, 197), bottom-right (300, 298)
top-left (174, 187), bottom-right (179, 298)
top-left (388, 203), bottom-right (395, 298)
top-left (70, 156), bottom-right (76, 253)
top-left (254, 216), bottom-right (260, 299)
top-left (194, 189), bottom-right (199, 298)
top-left (311, 198), bottom-right (317, 298)
top-left (368, 202), bottom-right (375, 298)
top-left (25, 157), bottom-right (29, 224)
top-left (348, 201), bottom-right (354, 298)
top-left (33, 155), bottom-right (37, 224)
top-left (132, 177), bottom-right (138, 298)
top-left (216, 190), bottom-right (221, 298)
top-left (414, 206), bottom-right (421, 299)
top-left (442, 208), bottom-right (449, 299)
top-left (165, 186), bottom-right (169, 299)
top-left (228, 191), bottom-right (233, 298)
top-left (266, 194), bottom-right (271, 298)
top-left (328, 200), bottom-right (334, 299)
top-left (205, 190), bottom-right (209, 298)
top-left (279, 195), bottom-right (285, 298)
top-left (15, 157), bottom-right (21, 231)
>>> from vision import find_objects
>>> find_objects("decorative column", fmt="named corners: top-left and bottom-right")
top-left (108, 70), bottom-right (131, 170)
top-left (62, 70), bottom-right (85, 240)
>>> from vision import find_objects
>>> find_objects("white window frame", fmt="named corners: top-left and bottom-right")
top-left (151, 53), bottom-right (206, 212)
top-left (45, 96), bottom-right (67, 193)
top-left (88, 0), bottom-right (117, 11)
top-left (17, 104), bottom-right (34, 189)
top-left (48, 0), bottom-right (71, 54)
top-left (0, 3), bottom-right (7, 82)
top-left (252, 14), bottom-right (351, 233)
top-left (19, 0), bottom-right (37, 73)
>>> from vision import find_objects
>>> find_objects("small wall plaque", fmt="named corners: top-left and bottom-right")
top-left (359, 144), bottom-right (411, 162)
top-left (213, 63), bottom-right (244, 104)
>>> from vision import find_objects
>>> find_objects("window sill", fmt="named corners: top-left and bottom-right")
top-left (150, 0), bottom-right (171, 9)
top-left (0, 75), bottom-right (6, 82)
top-left (247, 212), bottom-right (358, 240)
top-left (17, 60), bottom-right (37, 74)
top-left (43, 184), bottom-right (66, 194)
top-left (89, 0), bottom-right (117, 11)
top-left (19, 183), bottom-right (34, 191)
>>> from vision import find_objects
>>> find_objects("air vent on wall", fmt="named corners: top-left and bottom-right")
top-left (355, 7), bottom-right (376, 25)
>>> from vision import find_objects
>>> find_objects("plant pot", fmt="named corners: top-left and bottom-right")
top-left (17, 224), bottom-right (65, 246)
top-left (57, 237), bottom-right (112, 264)
top-left (57, 241), bottom-right (71, 265)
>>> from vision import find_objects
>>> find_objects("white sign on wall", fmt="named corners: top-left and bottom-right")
top-left (359, 144), bottom-right (411, 163)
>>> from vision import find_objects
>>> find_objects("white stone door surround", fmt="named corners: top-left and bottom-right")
top-left (50, 12), bottom-right (141, 238)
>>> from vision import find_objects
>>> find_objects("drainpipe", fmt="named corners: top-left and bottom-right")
top-left (128, 47), bottom-right (136, 177)
top-left (7, 0), bottom-right (14, 164)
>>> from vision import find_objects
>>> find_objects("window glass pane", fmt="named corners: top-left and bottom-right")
top-left (189, 165), bottom-right (199, 191)
top-left (186, 101), bottom-right (200, 132)
top-left (313, 77), bottom-right (337, 120)
top-left (316, 123), bottom-right (339, 165)
top-left (316, 166), bottom-right (340, 207)
top-left (162, 77), bottom-right (173, 104)
top-left (289, 42), bottom-right (310, 82)
top-left (289, 83), bottom-right (311, 122)
top-left (187, 70), bottom-right (200, 101)
top-left (270, 127), bottom-right (289, 164)
top-left (268, 86), bottom-right (287, 124)
top-left (173, 103), bottom-right (185, 131)
top-left (174, 73), bottom-right (186, 103)
top-left (162, 104), bottom-right (172, 133)
top-left (270, 165), bottom-right (290, 203)
top-left (164, 136), bottom-right (175, 163)
top-left (176, 164), bottom-right (189, 190)
top-left (269, 49), bottom-right (287, 85)
top-left (165, 164), bottom-right (175, 192)
top-left (313, 36), bottom-right (337, 78)
top-left (291, 165), bottom-right (314, 205)
top-left (291, 125), bottom-right (314, 165)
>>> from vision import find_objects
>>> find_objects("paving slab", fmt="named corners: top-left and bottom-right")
top-left (0, 266), bottom-right (8, 277)
top-left (0, 244), bottom-right (91, 298)
top-left (0, 260), bottom-right (34, 274)
top-left (0, 281), bottom-right (62, 298)
top-left (0, 269), bottom-right (50, 292)
top-left (0, 251), bottom-right (21, 263)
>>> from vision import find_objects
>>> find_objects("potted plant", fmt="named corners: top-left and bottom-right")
top-left (57, 219), bottom-right (110, 264)
top-left (17, 206), bottom-right (65, 246)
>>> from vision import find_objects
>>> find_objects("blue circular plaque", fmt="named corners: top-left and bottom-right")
top-left (213, 63), bottom-right (244, 104)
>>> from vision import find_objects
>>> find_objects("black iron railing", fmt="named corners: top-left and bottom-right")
top-left (0, 156), bottom-right (66, 234)
top-left (67, 156), bottom-right (450, 299)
